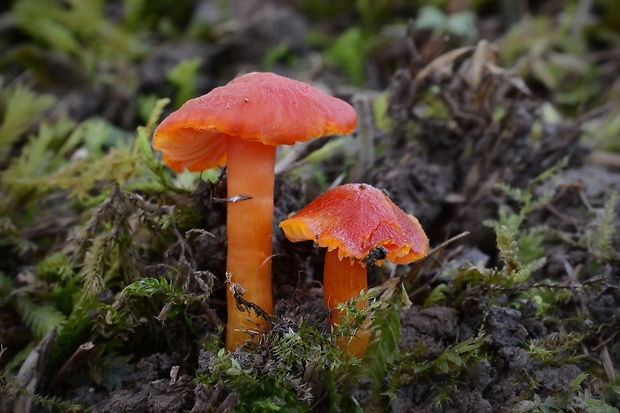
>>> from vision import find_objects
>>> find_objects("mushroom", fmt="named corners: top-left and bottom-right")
top-left (152, 72), bottom-right (357, 350)
top-left (279, 183), bottom-right (429, 357)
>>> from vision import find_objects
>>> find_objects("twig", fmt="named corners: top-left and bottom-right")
top-left (583, 151), bottom-right (620, 171)
top-left (427, 231), bottom-right (470, 257)
top-left (48, 342), bottom-right (95, 392)
top-left (349, 93), bottom-right (375, 183)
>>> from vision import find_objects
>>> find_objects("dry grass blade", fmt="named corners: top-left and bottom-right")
top-left (13, 329), bottom-right (57, 413)
top-left (413, 46), bottom-right (475, 84)
top-left (462, 39), bottom-right (498, 89)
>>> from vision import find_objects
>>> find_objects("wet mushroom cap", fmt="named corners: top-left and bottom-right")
top-left (279, 183), bottom-right (429, 265)
top-left (152, 72), bottom-right (358, 172)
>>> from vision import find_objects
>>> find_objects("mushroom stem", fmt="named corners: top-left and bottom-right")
top-left (225, 136), bottom-right (275, 350)
top-left (323, 249), bottom-right (371, 357)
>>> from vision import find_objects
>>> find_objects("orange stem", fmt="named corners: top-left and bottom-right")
top-left (225, 136), bottom-right (275, 350)
top-left (323, 249), bottom-right (370, 357)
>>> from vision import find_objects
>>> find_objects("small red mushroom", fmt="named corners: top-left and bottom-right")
top-left (279, 183), bottom-right (429, 357)
top-left (152, 72), bottom-right (357, 350)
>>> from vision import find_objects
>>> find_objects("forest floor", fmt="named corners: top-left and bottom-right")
top-left (1, 1), bottom-right (620, 412)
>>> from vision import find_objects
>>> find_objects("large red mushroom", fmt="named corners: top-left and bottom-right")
top-left (279, 183), bottom-right (429, 357)
top-left (152, 72), bottom-right (357, 350)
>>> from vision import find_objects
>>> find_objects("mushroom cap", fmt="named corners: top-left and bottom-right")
top-left (152, 72), bottom-right (358, 172)
top-left (279, 183), bottom-right (429, 266)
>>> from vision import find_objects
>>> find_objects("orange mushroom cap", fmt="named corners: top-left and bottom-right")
top-left (152, 72), bottom-right (358, 172)
top-left (279, 183), bottom-right (429, 266)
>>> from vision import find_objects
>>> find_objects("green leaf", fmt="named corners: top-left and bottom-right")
top-left (415, 6), bottom-right (447, 31)
top-left (0, 84), bottom-right (55, 161)
top-left (90, 353), bottom-right (134, 391)
top-left (167, 58), bottom-right (201, 108)
top-left (13, 0), bottom-right (81, 54)
top-left (326, 27), bottom-right (365, 86)
top-left (15, 296), bottom-right (67, 339)
top-left (13, 0), bottom-right (144, 60)
top-left (584, 191), bottom-right (618, 261)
